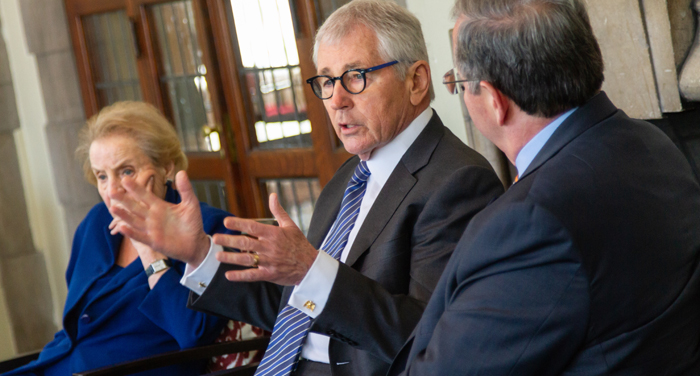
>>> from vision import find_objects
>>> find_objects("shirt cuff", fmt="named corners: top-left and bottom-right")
top-left (180, 235), bottom-right (223, 295)
top-left (288, 251), bottom-right (339, 318)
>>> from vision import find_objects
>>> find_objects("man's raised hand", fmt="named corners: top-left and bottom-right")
top-left (213, 193), bottom-right (319, 286)
top-left (111, 170), bottom-right (211, 267)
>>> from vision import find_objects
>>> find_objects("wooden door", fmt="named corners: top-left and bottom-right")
top-left (66, 0), bottom-right (243, 214)
top-left (203, 0), bottom-right (354, 233)
top-left (65, 0), bottom-right (357, 232)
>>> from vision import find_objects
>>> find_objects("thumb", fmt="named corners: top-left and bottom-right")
top-left (269, 193), bottom-right (295, 228)
top-left (175, 170), bottom-right (198, 206)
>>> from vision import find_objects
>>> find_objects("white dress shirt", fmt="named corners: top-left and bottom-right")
top-left (181, 107), bottom-right (433, 363)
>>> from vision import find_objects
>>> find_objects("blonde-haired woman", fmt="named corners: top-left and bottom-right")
top-left (4, 101), bottom-right (232, 376)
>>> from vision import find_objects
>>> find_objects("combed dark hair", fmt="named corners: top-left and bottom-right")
top-left (452, 0), bottom-right (604, 117)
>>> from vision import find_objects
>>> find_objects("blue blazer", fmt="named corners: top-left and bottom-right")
top-left (5, 187), bottom-right (229, 376)
top-left (389, 92), bottom-right (700, 375)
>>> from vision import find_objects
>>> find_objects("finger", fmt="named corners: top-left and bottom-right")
top-left (109, 218), bottom-right (122, 235)
top-left (113, 189), bottom-right (150, 216)
top-left (175, 171), bottom-right (198, 207)
top-left (109, 217), bottom-right (120, 230)
top-left (116, 222), bottom-right (149, 244)
top-left (269, 193), bottom-right (296, 228)
top-left (216, 250), bottom-right (260, 268)
top-left (212, 233), bottom-right (259, 253)
top-left (222, 216), bottom-right (267, 237)
top-left (111, 204), bottom-right (147, 232)
top-left (122, 175), bottom-right (156, 207)
top-left (225, 268), bottom-right (268, 282)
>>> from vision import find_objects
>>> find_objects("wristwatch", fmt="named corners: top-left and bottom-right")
top-left (145, 259), bottom-right (172, 277)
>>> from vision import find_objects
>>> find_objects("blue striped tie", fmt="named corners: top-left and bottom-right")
top-left (255, 161), bottom-right (371, 376)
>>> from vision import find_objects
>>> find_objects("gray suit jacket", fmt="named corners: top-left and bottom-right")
top-left (189, 112), bottom-right (503, 376)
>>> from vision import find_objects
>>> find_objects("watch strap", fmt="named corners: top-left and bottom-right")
top-left (145, 259), bottom-right (172, 277)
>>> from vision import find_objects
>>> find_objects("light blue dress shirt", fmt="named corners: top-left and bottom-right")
top-left (514, 107), bottom-right (578, 177)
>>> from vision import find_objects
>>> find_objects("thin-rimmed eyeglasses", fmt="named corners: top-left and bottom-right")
top-left (443, 68), bottom-right (480, 95)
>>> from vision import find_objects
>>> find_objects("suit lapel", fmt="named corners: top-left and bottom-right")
top-left (520, 91), bottom-right (618, 180)
top-left (344, 113), bottom-right (445, 267)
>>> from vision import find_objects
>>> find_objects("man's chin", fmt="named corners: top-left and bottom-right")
top-left (341, 143), bottom-right (363, 156)
top-left (345, 145), bottom-right (375, 160)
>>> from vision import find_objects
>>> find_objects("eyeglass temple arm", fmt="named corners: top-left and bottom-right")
top-left (363, 60), bottom-right (399, 73)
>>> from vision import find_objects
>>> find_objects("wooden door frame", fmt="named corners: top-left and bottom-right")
top-left (131, 0), bottom-right (244, 214)
top-left (206, 0), bottom-right (351, 218)
top-left (65, 0), bottom-right (245, 215)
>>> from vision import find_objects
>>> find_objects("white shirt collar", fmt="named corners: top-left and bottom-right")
top-left (364, 107), bottom-right (433, 187)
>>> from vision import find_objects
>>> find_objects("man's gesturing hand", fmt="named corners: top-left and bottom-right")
top-left (110, 170), bottom-right (211, 267)
top-left (213, 193), bottom-right (319, 286)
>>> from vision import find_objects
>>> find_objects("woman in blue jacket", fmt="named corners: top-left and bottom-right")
top-left (4, 101), bottom-right (230, 375)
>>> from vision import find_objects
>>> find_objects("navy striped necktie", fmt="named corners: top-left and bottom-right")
top-left (255, 161), bottom-right (371, 376)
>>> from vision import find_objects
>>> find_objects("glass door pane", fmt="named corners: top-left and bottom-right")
top-left (261, 177), bottom-right (321, 234)
top-left (151, 0), bottom-right (219, 153)
top-left (191, 180), bottom-right (229, 211)
top-left (228, 0), bottom-right (312, 150)
top-left (83, 10), bottom-right (142, 106)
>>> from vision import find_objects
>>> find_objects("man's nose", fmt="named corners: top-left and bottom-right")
top-left (328, 81), bottom-right (353, 111)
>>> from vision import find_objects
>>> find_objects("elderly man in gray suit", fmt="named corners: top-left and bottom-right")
top-left (111, 1), bottom-right (503, 375)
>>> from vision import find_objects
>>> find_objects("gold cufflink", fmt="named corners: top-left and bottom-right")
top-left (304, 300), bottom-right (316, 312)
top-left (198, 282), bottom-right (207, 288)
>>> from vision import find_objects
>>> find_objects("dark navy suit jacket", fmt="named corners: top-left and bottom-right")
top-left (5, 187), bottom-right (228, 376)
top-left (390, 92), bottom-right (700, 375)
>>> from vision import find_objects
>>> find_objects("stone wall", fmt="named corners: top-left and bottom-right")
top-left (0, 15), bottom-right (56, 353)
top-left (18, 0), bottom-right (99, 242)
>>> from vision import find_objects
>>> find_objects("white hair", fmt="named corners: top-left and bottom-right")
top-left (313, 0), bottom-right (435, 100)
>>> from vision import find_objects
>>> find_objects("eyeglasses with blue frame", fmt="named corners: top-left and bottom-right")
top-left (306, 61), bottom-right (399, 100)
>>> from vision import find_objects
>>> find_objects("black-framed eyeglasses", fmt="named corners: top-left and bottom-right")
top-left (306, 61), bottom-right (399, 100)
top-left (443, 68), bottom-right (480, 95)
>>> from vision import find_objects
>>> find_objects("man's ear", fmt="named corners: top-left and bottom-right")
top-left (480, 81), bottom-right (510, 126)
top-left (407, 60), bottom-right (431, 106)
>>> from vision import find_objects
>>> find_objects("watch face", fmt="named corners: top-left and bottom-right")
top-left (147, 259), bottom-right (171, 277)
top-left (152, 260), bottom-right (167, 271)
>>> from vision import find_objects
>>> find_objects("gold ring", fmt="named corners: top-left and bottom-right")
top-left (251, 252), bottom-right (259, 268)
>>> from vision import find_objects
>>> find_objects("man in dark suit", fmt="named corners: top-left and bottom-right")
top-left (110, 1), bottom-right (503, 375)
top-left (389, 0), bottom-right (700, 375)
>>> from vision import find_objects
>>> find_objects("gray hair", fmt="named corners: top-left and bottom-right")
top-left (452, 0), bottom-right (604, 117)
top-left (313, 0), bottom-right (435, 100)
